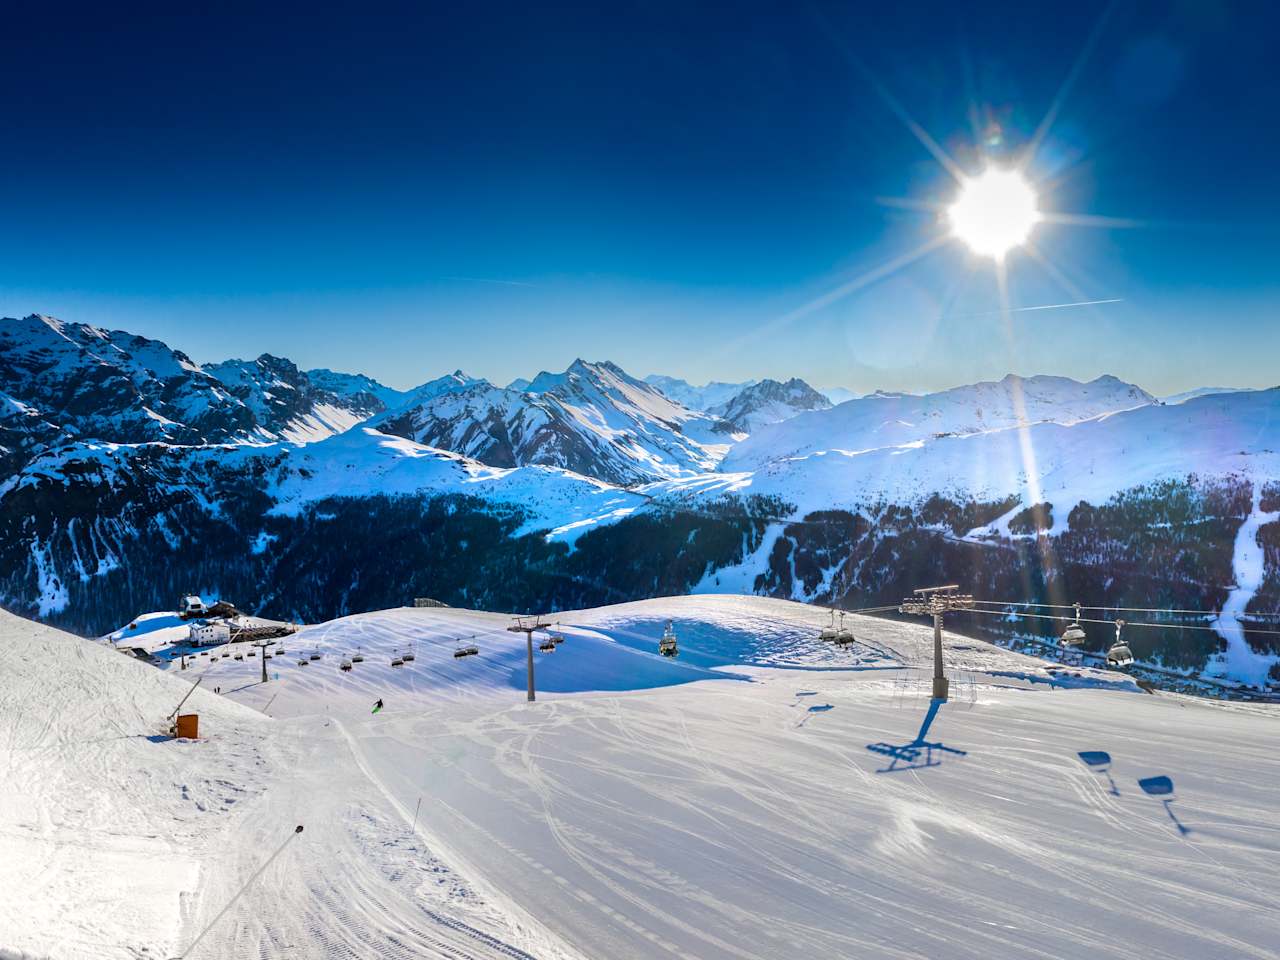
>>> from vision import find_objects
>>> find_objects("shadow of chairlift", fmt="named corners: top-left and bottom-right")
top-left (1139, 774), bottom-right (1190, 835)
top-left (1077, 750), bottom-right (1121, 796)
top-left (866, 698), bottom-right (968, 773)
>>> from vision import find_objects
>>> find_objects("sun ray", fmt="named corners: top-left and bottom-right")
top-left (995, 260), bottom-right (1066, 610)
top-left (771, 234), bottom-right (950, 329)
top-left (1018, 0), bottom-right (1118, 174)
top-left (812, 10), bottom-right (968, 185)
top-left (1040, 211), bottom-right (1149, 230)
top-left (1023, 241), bottom-right (1106, 308)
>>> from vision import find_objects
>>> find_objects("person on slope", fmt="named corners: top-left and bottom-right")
top-left (372, 698), bottom-right (384, 714)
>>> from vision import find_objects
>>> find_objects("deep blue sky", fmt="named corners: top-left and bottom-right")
top-left (2, 1), bottom-right (1276, 394)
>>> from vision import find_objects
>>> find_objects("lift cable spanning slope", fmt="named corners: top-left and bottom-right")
top-left (960, 605), bottom-right (1280, 637)
top-left (968, 598), bottom-right (1280, 619)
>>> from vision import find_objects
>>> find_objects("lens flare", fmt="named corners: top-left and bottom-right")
top-left (948, 168), bottom-right (1041, 259)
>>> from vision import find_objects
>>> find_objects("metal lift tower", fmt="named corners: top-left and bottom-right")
top-left (898, 585), bottom-right (975, 702)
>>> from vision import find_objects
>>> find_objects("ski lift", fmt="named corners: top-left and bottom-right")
top-left (247, 649), bottom-right (256, 657)
top-left (658, 620), bottom-right (678, 657)
top-left (297, 658), bottom-right (308, 666)
top-left (1106, 619), bottom-right (1135, 668)
top-left (340, 659), bottom-right (352, 672)
top-left (391, 657), bottom-right (404, 667)
top-left (233, 654), bottom-right (243, 661)
top-left (402, 650), bottom-right (416, 662)
top-left (538, 636), bottom-right (556, 652)
top-left (835, 611), bottom-right (855, 646)
top-left (1061, 602), bottom-right (1087, 645)
top-left (552, 623), bottom-right (565, 645)
top-left (818, 610), bottom-right (837, 642)
top-left (308, 652), bottom-right (321, 661)
top-left (352, 652), bottom-right (364, 663)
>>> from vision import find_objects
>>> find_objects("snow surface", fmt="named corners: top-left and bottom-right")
top-left (7, 596), bottom-right (1278, 959)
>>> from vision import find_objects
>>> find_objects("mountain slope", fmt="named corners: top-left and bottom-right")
top-left (0, 313), bottom-right (257, 457)
top-left (724, 373), bottom-right (1156, 470)
top-left (643, 374), bottom-right (755, 411)
top-left (379, 360), bottom-right (734, 485)
top-left (709, 377), bottom-right (831, 433)
top-left (204, 354), bottom-right (381, 443)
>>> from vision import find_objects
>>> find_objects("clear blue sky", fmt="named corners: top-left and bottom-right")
top-left (2, 1), bottom-right (1277, 395)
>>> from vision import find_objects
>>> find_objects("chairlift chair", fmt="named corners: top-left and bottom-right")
top-left (552, 623), bottom-right (565, 645)
top-left (658, 620), bottom-right (678, 657)
top-left (538, 637), bottom-right (556, 653)
top-left (1106, 619), bottom-right (1135, 668)
top-left (309, 652), bottom-right (321, 661)
top-left (340, 659), bottom-right (353, 672)
top-left (391, 657), bottom-right (404, 667)
top-left (297, 658), bottom-right (308, 666)
top-left (234, 654), bottom-right (243, 661)
top-left (835, 611), bottom-right (855, 645)
top-left (819, 610), bottom-right (837, 642)
top-left (1061, 602), bottom-right (1087, 645)
top-left (247, 649), bottom-right (256, 657)
top-left (351, 652), bottom-right (364, 663)
top-left (402, 650), bottom-right (416, 662)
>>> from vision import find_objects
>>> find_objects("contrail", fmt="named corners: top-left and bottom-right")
top-left (945, 298), bottom-right (1122, 320)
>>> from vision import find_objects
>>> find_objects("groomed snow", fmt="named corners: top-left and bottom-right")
top-left (7, 596), bottom-right (1276, 959)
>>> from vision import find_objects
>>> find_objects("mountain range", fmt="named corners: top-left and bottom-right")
top-left (1, 313), bottom-right (1277, 688)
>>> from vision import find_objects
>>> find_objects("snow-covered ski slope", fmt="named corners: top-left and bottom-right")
top-left (47, 596), bottom-right (1276, 960)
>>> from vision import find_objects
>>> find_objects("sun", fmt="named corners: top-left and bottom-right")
top-left (948, 167), bottom-right (1041, 259)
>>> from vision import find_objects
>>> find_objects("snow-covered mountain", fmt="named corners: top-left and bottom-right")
top-left (204, 354), bottom-right (382, 444)
top-left (724, 373), bottom-right (1157, 471)
top-left (820, 385), bottom-right (859, 405)
top-left (0, 314), bottom-right (257, 464)
top-left (378, 360), bottom-right (734, 486)
top-left (305, 367), bottom-right (412, 411)
top-left (709, 377), bottom-right (831, 433)
top-left (1161, 386), bottom-right (1257, 405)
top-left (643, 374), bottom-right (756, 411)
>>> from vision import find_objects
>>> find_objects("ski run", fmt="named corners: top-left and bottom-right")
top-left (3, 596), bottom-right (1277, 959)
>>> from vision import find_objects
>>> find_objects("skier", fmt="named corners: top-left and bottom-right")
top-left (372, 698), bottom-right (384, 714)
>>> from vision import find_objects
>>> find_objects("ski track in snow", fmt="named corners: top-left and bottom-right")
top-left (4, 597), bottom-right (1280, 959)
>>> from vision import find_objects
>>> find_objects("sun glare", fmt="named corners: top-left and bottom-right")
top-left (948, 167), bottom-right (1040, 259)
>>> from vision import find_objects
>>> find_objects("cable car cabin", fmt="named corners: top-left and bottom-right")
top-left (1061, 623), bottom-right (1087, 645)
top-left (340, 660), bottom-right (353, 672)
top-left (391, 657), bottom-right (404, 667)
top-left (658, 620), bottom-right (678, 657)
top-left (1107, 644), bottom-right (1135, 668)
top-left (538, 638), bottom-right (556, 652)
